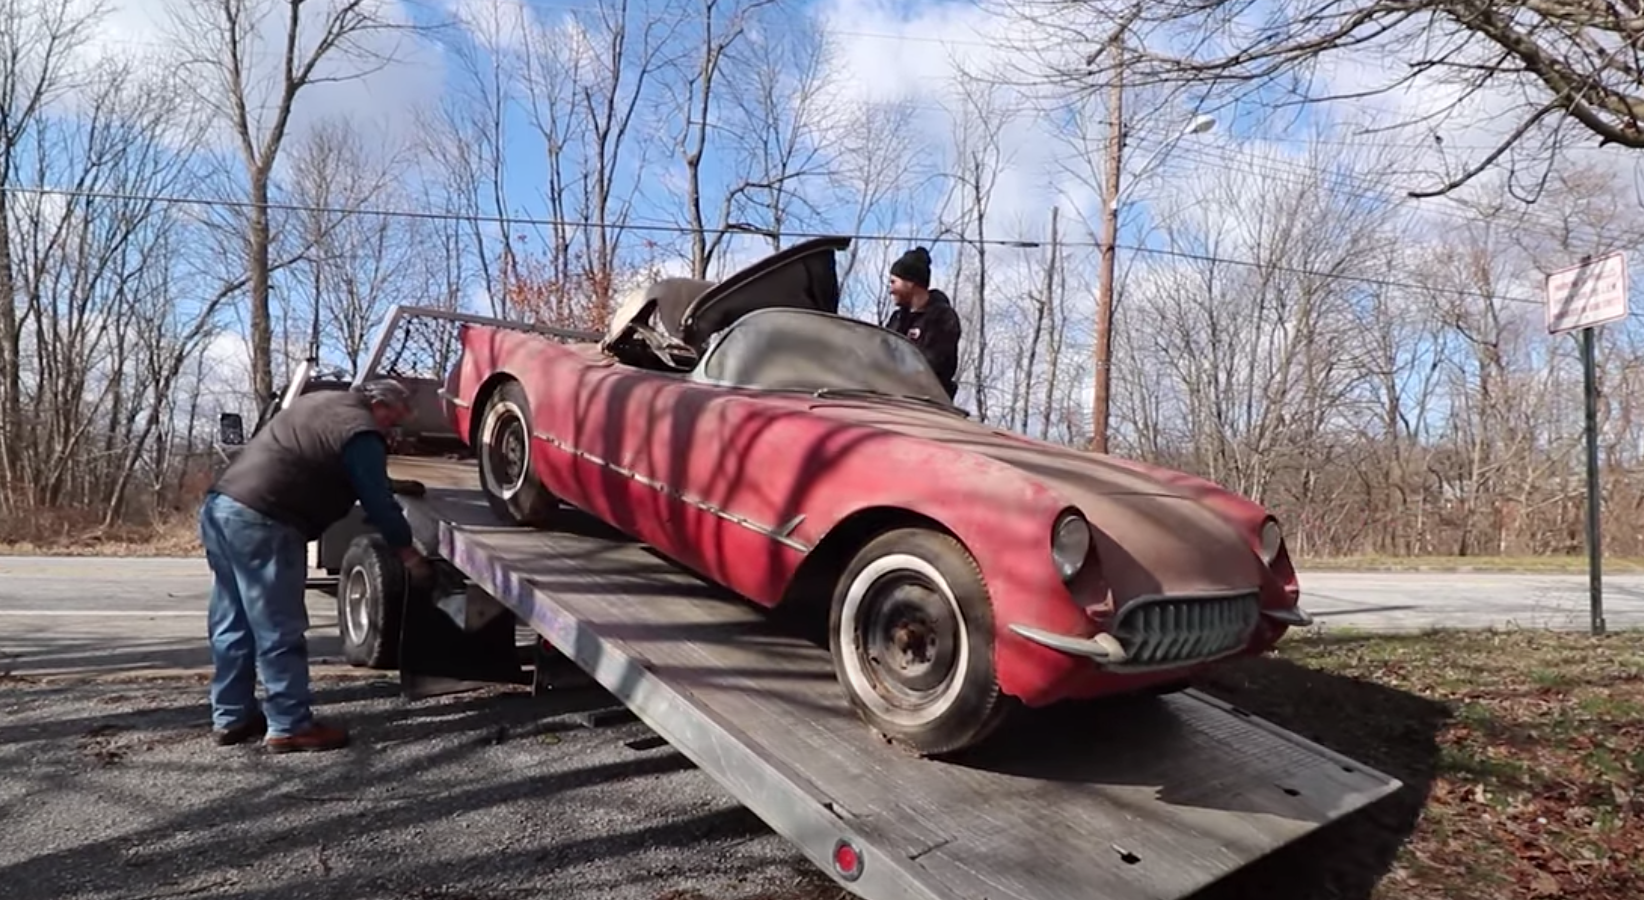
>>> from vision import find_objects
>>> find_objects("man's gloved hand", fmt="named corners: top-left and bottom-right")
top-left (389, 478), bottom-right (426, 497)
top-left (397, 545), bottom-right (433, 584)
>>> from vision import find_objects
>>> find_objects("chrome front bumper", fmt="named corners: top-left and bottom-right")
top-left (1010, 605), bottom-right (1313, 668)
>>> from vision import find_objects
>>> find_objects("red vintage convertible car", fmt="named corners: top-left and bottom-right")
top-left (441, 236), bottom-right (1311, 756)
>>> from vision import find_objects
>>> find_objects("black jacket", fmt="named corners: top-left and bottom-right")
top-left (884, 290), bottom-right (961, 398)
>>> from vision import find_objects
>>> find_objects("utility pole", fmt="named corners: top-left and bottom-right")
top-left (1091, 41), bottom-right (1124, 455)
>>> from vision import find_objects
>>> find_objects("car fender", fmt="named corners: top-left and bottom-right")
top-left (773, 425), bottom-right (1101, 706)
top-left (1097, 456), bottom-right (1301, 607)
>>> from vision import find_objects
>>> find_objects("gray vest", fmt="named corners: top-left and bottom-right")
top-left (212, 390), bottom-right (384, 539)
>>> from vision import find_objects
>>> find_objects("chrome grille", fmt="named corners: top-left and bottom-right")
top-left (1111, 593), bottom-right (1260, 668)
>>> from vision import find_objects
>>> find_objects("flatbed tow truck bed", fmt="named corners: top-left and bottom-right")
top-left (379, 455), bottom-right (1402, 900)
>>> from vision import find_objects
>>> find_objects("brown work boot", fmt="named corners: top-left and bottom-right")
top-left (213, 709), bottom-right (268, 746)
top-left (264, 720), bottom-right (350, 754)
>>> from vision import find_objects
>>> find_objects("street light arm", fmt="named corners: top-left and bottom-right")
top-left (1106, 114), bottom-right (1216, 212)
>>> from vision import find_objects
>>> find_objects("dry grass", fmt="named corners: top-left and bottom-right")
top-left (0, 507), bottom-right (201, 557)
top-left (1299, 555), bottom-right (1644, 574)
top-left (1195, 628), bottom-right (1644, 900)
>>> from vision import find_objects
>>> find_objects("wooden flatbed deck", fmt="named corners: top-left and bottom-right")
top-left (387, 456), bottom-right (1401, 900)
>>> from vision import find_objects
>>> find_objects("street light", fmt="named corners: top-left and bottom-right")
top-left (1091, 111), bottom-right (1217, 454)
top-left (1107, 115), bottom-right (1216, 212)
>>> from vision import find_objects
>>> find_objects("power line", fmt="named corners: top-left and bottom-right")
top-left (75, 8), bottom-right (1608, 239)
top-left (0, 183), bottom-right (1585, 307)
top-left (1120, 133), bottom-right (1598, 240)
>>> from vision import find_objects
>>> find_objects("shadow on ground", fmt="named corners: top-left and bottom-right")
top-left (1180, 656), bottom-right (1450, 900)
top-left (2, 632), bottom-right (346, 679)
top-left (0, 673), bottom-right (825, 900)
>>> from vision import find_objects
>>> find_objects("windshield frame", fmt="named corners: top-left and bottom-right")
top-left (687, 307), bottom-right (960, 411)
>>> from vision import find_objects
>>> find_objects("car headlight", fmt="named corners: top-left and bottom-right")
top-left (1051, 511), bottom-right (1091, 582)
top-left (1260, 517), bottom-right (1283, 564)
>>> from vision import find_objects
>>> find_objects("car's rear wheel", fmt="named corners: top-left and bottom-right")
top-left (477, 380), bottom-right (558, 527)
top-left (828, 528), bottom-right (1009, 757)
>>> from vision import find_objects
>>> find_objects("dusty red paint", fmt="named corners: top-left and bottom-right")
top-left (445, 324), bottom-right (1305, 709)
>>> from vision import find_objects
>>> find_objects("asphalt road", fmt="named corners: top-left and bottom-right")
top-left (0, 676), bottom-right (838, 900)
top-left (1298, 570), bottom-right (1644, 632)
top-left (3, 557), bottom-right (1639, 677)
top-left (0, 556), bottom-right (341, 678)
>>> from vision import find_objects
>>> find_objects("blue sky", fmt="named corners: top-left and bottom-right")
top-left (53, 0), bottom-right (1644, 432)
top-left (398, 0), bottom-right (1317, 290)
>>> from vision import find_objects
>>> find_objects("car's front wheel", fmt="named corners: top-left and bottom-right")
top-left (828, 528), bottom-right (1009, 757)
top-left (476, 379), bottom-right (559, 527)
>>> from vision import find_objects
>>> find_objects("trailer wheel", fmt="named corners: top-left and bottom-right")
top-left (477, 379), bottom-right (558, 527)
top-left (337, 534), bottom-right (405, 670)
top-left (829, 528), bottom-right (1008, 757)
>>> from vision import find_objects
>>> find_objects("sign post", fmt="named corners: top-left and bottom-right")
top-left (1545, 250), bottom-right (1628, 637)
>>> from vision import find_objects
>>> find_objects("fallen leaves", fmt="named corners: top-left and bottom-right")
top-left (1199, 628), bottom-right (1644, 900)
top-left (1529, 870), bottom-right (1561, 897)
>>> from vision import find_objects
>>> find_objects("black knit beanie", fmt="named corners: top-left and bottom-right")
top-left (890, 246), bottom-right (932, 288)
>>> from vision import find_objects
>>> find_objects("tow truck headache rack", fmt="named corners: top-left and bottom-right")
top-left (211, 305), bottom-right (598, 580)
top-left (311, 305), bottom-right (1403, 900)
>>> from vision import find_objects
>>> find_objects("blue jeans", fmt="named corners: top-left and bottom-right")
top-left (198, 491), bottom-right (313, 737)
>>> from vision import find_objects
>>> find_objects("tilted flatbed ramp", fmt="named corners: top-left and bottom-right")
top-left (387, 457), bottom-right (1401, 900)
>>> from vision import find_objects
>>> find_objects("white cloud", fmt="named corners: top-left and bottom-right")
top-left (73, 0), bottom-right (448, 165)
top-left (812, 0), bottom-right (1004, 108)
top-left (201, 329), bottom-right (256, 410)
top-left (813, 0), bottom-right (1072, 225)
top-left (439, 0), bottom-right (531, 51)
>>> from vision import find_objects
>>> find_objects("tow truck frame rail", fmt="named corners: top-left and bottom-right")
top-left (236, 304), bottom-right (1403, 900)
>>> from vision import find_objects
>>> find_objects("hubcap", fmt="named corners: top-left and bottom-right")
top-left (858, 575), bottom-right (960, 708)
top-left (343, 568), bottom-right (371, 644)
top-left (837, 553), bottom-right (973, 729)
top-left (485, 408), bottom-right (529, 497)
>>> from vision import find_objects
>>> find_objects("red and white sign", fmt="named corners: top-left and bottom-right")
top-left (1546, 251), bottom-right (1629, 334)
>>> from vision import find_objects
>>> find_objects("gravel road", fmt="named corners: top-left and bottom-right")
top-left (0, 669), bottom-right (842, 900)
top-left (0, 555), bottom-right (836, 900)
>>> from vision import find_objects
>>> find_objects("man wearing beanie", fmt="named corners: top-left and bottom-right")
top-left (884, 246), bottom-right (962, 398)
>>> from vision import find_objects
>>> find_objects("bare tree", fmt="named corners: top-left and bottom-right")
top-left (171, 0), bottom-right (414, 401)
top-left (825, 98), bottom-right (929, 318)
top-left (412, 93), bottom-right (503, 314)
top-left (287, 116), bottom-right (410, 373)
top-left (517, 4), bottom-right (587, 299)
top-left (935, 70), bottom-right (1016, 422)
top-left (0, 0), bottom-right (106, 509)
top-left (998, 0), bottom-right (1644, 198)
top-left (567, 0), bottom-right (675, 314)
top-left (1013, 206), bottom-right (1059, 432)
top-left (435, 0), bottom-right (521, 317)
top-left (1114, 137), bottom-right (1399, 547)
top-left (719, 14), bottom-right (837, 247)
top-left (668, 0), bottom-right (778, 278)
top-left (1, 42), bottom-right (218, 526)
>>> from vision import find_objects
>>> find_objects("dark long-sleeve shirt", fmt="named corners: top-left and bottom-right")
top-left (341, 432), bottom-right (414, 548)
top-left (885, 289), bottom-right (962, 398)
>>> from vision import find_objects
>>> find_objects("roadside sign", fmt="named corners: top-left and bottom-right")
top-left (1546, 251), bottom-right (1629, 334)
top-left (1544, 252), bottom-right (1627, 636)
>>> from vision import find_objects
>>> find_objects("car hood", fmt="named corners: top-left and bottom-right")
top-left (805, 399), bottom-right (1267, 595)
top-left (677, 236), bottom-right (851, 349)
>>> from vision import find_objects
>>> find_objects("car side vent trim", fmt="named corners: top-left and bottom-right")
top-left (532, 429), bottom-right (811, 553)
